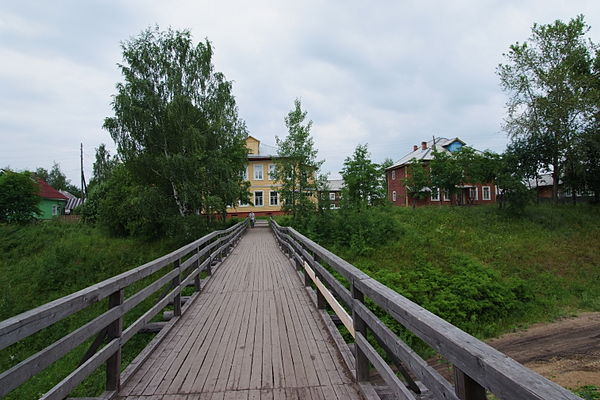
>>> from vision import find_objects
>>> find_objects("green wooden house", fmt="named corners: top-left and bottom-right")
top-left (36, 178), bottom-right (68, 219)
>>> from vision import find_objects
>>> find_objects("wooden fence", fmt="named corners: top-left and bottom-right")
top-left (0, 220), bottom-right (247, 400)
top-left (271, 220), bottom-right (582, 400)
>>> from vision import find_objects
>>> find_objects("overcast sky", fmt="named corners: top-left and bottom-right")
top-left (1, 1), bottom-right (599, 184)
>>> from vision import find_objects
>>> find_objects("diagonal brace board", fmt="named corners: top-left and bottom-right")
top-left (303, 261), bottom-right (355, 337)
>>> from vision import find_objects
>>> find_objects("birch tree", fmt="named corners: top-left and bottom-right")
top-left (104, 27), bottom-right (248, 218)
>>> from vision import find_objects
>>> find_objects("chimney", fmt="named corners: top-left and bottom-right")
top-left (413, 145), bottom-right (418, 151)
top-left (421, 141), bottom-right (427, 150)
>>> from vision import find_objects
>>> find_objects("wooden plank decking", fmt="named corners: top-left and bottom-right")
top-left (117, 225), bottom-right (363, 400)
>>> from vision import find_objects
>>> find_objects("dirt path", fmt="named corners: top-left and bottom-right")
top-left (430, 312), bottom-right (600, 390)
top-left (488, 312), bottom-right (600, 389)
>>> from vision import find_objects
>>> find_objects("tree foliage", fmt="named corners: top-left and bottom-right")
top-left (341, 144), bottom-right (386, 208)
top-left (275, 99), bottom-right (322, 225)
top-left (429, 148), bottom-right (464, 204)
top-left (35, 163), bottom-right (82, 197)
top-left (0, 170), bottom-right (40, 223)
top-left (498, 15), bottom-right (596, 202)
top-left (402, 158), bottom-right (431, 208)
top-left (91, 144), bottom-right (118, 187)
top-left (104, 26), bottom-right (248, 220)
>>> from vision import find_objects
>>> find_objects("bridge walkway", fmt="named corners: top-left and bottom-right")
top-left (117, 225), bottom-right (363, 400)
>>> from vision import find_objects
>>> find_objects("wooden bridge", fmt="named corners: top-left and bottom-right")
top-left (0, 220), bottom-right (583, 400)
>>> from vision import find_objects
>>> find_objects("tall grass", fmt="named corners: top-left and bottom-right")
top-left (285, 204), bottom-right (600, 340)
top-left (0, 220), bottom-right (191, 399)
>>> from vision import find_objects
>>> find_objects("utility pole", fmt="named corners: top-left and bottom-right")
top-left (80, 143), bottom-right (87, 200)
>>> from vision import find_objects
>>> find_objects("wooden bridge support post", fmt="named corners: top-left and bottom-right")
top-left (314, 256), bottom-right (327, 310)
top-left (106, 289), bottom-right (124, 392)
top-left (351, 283), bottom-right (370, 382)
top-left (194, 247), bottom-right (201, 292)
top-left (454, 368), bottom-right (486, 400)
top-left (173, 259), bottom-right (182, 317)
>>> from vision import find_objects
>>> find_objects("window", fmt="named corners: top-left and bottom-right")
top-left (392, 191), bottom-right (397, 202)
top-left (443, 190), bottom-right (450, 201)
top-left (52, 205), bottom-right (60, 216)
top-left (431, 188), bottom-right (440, 201)
top-left (482, 186), bottom-right (491, 200)
top-left (391, 170), bottom-right (396, 180)
top-left (268, 164), bottom-right (277, 180)
top-left (242, 167), bottom-right (248, 180)
top-left (254, 164), bottom-right (263, 180)
top-left (269, 191), bottom-right (278, 206)
top-left (254, 191), bottom-right (263, 206)
top-left (239, 197), bottom-right (249, 207)
top-left (469, 187), bottom-right (478, 201)
top-left (329, 192), bottom-right (336, 201)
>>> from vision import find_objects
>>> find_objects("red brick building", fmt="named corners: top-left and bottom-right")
top-left (386, 138), bottom-right (497, 207)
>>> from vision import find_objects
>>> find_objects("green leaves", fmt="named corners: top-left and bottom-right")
top-left (341, 144), bottom-right (386, 208)
top-left (275, 98), bottom-right (323, 224)
top-left (104, 26), bottom-right (248, 225)
top-left (498, 15), bottom-right (597, 202)
top-left (403, 157), bottom-right (431, 207)
top-left (0, 170), bottom-right (40, 223)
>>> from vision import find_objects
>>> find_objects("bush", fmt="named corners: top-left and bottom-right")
top-left (0, 170), bottom-right (40, 223)
top-left (282, 205), bottom-right (402, 257)
top-left (375, 255), bottom-right (531, 335)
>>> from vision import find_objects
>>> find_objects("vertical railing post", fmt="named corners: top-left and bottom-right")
top-left (194, 246), bottom-right (201, 292)
top-left (351, 282), bottom-right (369, 382)
top-left (313, 255), bottom-right (327, 309)
top-left (173, 259), bottom-right (182, 317)
top-left (106, 288), bottom-right (124, 391)
top-left (454, 368), bottom-right (486, 400)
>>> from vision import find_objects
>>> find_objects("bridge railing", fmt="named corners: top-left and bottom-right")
top-left (271, 219), bottom-right (581, 400)
top-left (0, 219), bottom-right (248, 400)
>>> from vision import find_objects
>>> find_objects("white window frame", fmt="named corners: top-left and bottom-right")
top-left (391, 170), bottom-right (396, 180)
top-left (329, 192), bottom-right (336, 201)
top-left (254, 164), bottom-right (263, 180)
top-left (469, 187), bottom-right (478, 201)
top-left (52, 205), bottom-right (60, 216)
top-left (392, 191), bottom-right (397, 202)
top-left (431, 188), bottom-right (440, 201)
top-left (443, 190), bottom-right (450, 201)
top-left (239, 197), bottom-right (249, 207)
top-left (254, 190), bottom-right (264, 207)
top-left (242, 166), bottom-right (248, 180)
top-left (269, 191), bottom-right (278, 206)
top-left (482, 186), bottom-right (491, 201)
top-left (268, 164), bottom-right (277, 180)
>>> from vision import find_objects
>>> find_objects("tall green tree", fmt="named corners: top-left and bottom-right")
top-left (498, 15), bottom-right (595, 202)
top-left (275, 99), bottom-right (322, 223)
top-left (402, 158), bottom-right (431, 208)
top-left (104, 26), bottom-right (248, 219)
top-left (429, 149), bottom-right (463, 205)
top-left (0, 170), bottom-right (40, 223)
top-left (579, 49), bottom-right (600, 202)
top-left (341, 144), bottom-right (385, 208)
top-left (36, 162), bottom-right (82, 197)
top-left (91, 144), bottom-right (118, 187)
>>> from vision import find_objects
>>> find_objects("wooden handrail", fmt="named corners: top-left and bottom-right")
top-left (0, 220), bottom-right (248, 399)
top-left (270, 219), bottom-right (582, 400)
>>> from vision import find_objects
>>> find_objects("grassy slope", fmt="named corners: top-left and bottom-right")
top-left (334, 204), bottom-right (600, 337)
top-left (0, 221), bottom-right (181, 399)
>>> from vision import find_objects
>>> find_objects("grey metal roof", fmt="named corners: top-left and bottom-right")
top-left (527, 173), bottom-right (562, 188)
top-left (248, 142), bottom-right (278, 158)
top-left (59, 190), bottom-right (83, 211)
top-left (387, 137), bottom-right (466, 170)
top-left (326, 179), bottom-right (344, 191)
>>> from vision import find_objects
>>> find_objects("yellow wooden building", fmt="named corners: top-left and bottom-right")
top-left (226, 136), bottom-right (285, 217)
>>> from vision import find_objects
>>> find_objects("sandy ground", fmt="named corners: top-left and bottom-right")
top-left (488, 312), bottom-right (600, 389)
top-left (430, 312), bottom-right (600, 390)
